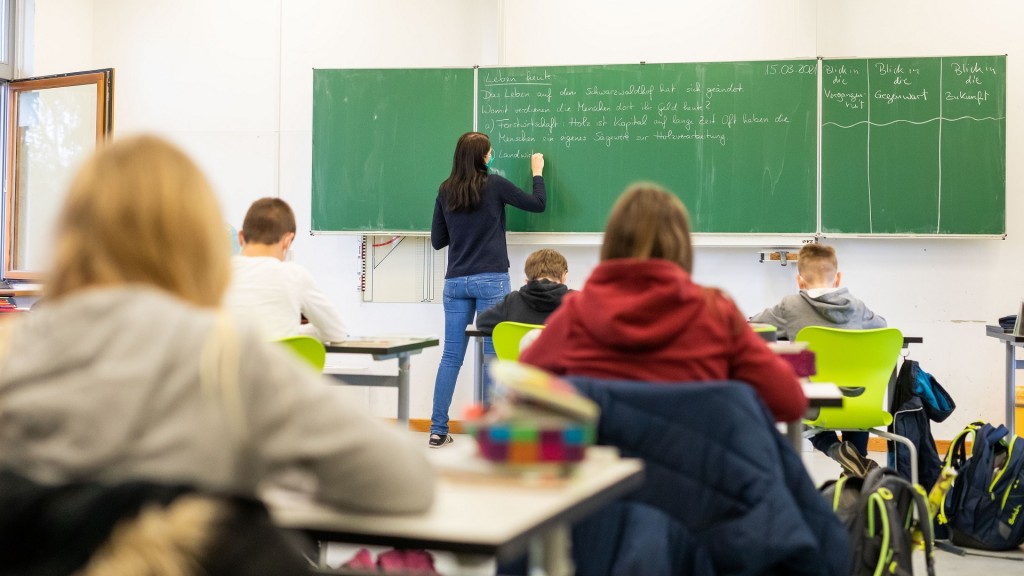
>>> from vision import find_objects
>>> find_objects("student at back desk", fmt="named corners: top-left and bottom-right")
top-left (226, 197), bottom-right (347, 342)
top-left (475, 248), bottom-right (571, 333)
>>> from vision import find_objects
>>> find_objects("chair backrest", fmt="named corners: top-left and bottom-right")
top-left (794, 326), bottom-right (903, 429)
top-left (491, 321), bottom-right (544, 361)
top-left (566, 377), bottom-right (851, 575)
top-left (275, 335), bottom-right (326, 371)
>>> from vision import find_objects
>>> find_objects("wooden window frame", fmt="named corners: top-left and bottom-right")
top-left (3, 68), bottom-right (114, 281)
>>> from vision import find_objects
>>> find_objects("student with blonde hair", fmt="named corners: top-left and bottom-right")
top-left (0, 136), bottom-right (433, 514)
top-left (521, 183), bottom-right (806, 422)
top-left (750, 243), bottom-right (885, 340)
top-left (751, 242), bottom-right (886, 476)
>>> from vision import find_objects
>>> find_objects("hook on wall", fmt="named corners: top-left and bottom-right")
top-left (758, 250), bottom-right (799, 267)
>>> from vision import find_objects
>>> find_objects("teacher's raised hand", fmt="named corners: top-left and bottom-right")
top-left (531, 153), bottom-right (545, 177)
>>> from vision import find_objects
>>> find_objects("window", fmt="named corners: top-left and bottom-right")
top-left (3, 69), bottom-right (113, 280)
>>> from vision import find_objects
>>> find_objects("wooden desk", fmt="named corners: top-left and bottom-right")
top-left (788, 383), bottom-right (843, 452)
top-left (324, 337), bottom-right (438, 425)
top-left (269, 447), bottom-right (644, 575)
top-left (984, 325), bottom-right (1021, 431)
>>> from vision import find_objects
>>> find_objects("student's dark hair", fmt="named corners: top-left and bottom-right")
top-left (600, 183), bottom-right (694, 272)
top-left (440, 132), bottom-right (490, 212)
top-left (241, 198), bottom-right (296, 245)
top-left (524, 249), bottom-right (568, 281)
top-left (797, 243), bottom-right (838, 284)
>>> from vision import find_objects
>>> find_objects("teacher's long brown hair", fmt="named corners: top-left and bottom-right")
top-left (440, 132), bottom-right (490, 212)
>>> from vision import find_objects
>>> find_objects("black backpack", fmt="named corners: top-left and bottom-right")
top-left (821, 468), bottom-right (935, 576)
top-left (938, 421), bottom-right (1024, 551)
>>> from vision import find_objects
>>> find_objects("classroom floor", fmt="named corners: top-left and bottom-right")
top-left (321, 433), bottom-right (1024, 575)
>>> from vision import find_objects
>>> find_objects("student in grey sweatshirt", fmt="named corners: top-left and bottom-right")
top-left (0, 135), bottom-right (434, 515)
top-left (749, 245), bottom-right (885, 341)
top-left (750, 243), bottom-right (886, 478)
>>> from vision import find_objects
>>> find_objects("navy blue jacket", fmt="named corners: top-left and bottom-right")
top-left (889, 360), bottom-right (955, 487)
top-left (569, 378), bottom-right (852, 576)
top-left (431, 174), bottom-right (546, 279)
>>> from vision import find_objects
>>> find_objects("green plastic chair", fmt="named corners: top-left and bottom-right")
top-left (276, 335), bottom-right (327, 371)
top-left (795, 326), bottom-right (919, 486)
top-left (492, 321), bottom-right (545, 361)
top-left (749, 322), bottom-right (778, 342)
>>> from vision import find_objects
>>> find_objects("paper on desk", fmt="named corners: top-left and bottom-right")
top-left (322, 354), bottom-right (398, 376)
top-left (767, 341), bottom-right (810, 353)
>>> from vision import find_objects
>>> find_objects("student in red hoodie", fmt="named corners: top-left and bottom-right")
top-left (520, 183), bottom-right (807, 422)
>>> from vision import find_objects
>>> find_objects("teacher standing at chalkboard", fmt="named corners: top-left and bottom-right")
top-left (428, 132), bottom-right (546, 448)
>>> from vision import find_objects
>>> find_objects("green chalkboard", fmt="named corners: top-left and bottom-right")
top-left (311, 68), bottom-right (473, 232)
top-left (311, 62), bottom-right (817, 235)
top-left (821, 56), bottom-right (1006, 235)
top-left (481, 62), bottom-right (818, 233)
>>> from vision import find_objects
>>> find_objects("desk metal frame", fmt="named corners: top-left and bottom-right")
top-left (324, 338), bottom-right (438, 425)
top-left (789, 383), bottom-right (843, 452)
top-left (466, 328), bottom-right (488, 404)
top-left (984, 326), bottom-right (1021, 432)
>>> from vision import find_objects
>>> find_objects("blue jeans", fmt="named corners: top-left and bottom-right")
top-left (430, 272), bottom-right (510, 435)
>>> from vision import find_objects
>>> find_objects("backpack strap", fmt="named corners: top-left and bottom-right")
top-left (823, 475), bottom-right (858, 512)
top-left (909, 481), bottom-right (937, 576)
top-left (980, 426), bottom-right (1015, 494)
top-left (992, 433), bottom-right (1023, 510)
top-left (877, 473), bottom-right (937, 576)
top-left (939, 423), bottom-right (982, 525)
top-left (947, 422), bottom-right (982, 468)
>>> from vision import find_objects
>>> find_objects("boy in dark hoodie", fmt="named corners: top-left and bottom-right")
top-left (750, 243), bottom-right (886, 477)
top-left (476, 249), bottom-right (570, 333)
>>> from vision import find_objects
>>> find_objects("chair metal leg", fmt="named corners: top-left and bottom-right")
top-left (870, 429), bottom-right (919, 487)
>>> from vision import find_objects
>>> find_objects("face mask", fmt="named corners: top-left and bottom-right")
top-left (486, 151), bottom-right (495, 169)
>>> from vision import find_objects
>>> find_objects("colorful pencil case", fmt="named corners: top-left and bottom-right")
top-left (468, 421), bottom-right (594, 464)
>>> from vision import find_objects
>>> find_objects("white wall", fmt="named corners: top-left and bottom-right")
top-left (28, 0), bottom-right (1023, 437)
top-left (28, 0), bottom-right (92, 75)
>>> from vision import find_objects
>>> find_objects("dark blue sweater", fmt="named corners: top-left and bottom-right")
top-left (431, 174), bottom-right (546, 279)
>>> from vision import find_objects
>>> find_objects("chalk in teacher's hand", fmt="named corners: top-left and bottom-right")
top-left (531, 152), bottom-right (545, 176)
